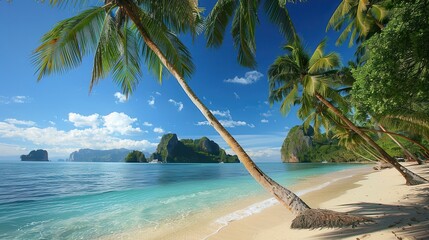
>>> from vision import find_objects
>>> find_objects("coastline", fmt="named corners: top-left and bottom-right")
top-left (102, 164), bottom-right (397, 240)
top-left (208, 163), bottom-right (429, 240)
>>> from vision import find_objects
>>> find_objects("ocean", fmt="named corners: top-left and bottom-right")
top-left (0, 161), bottom-right (366, 239)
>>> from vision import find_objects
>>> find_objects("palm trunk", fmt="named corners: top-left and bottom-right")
top-left (378, 124), bottom-right (422, 164)
top-left (118, 0), bottom-right (310, 215)
top-left (315, 93), bottom-right (427, 185)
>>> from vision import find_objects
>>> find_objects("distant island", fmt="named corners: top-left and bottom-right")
top-left (281, 125), bottom-right (363, 163)
top-left (21, 149), bottom-right (49, 161)
top-left (68, 149), bottom-right (132, 162)
top-left (62, 134), bottom-right (238, 163)
top-left (148, 133), bottom-right (239, 163)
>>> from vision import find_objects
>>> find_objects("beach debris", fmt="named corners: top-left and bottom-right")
top-left (291, 209), bottom-right (373, 229)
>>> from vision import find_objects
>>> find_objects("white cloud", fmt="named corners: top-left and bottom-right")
top-left (224, 71), bottom-right (263, 85)
top-left (12, 96), bottom-right (30, 104)
top-left (168, 99), bottom-right (184, 111)
top-left (114, 92), bottom-right (127, 103)
top-left (143, 122), bottom-right (153, 127)
top-left (196, 120), bottom-right (254, 128)
top-left (102, 112), bottom-right (141, 135)
top-left (155, 92), bottom-right (161, 96)
top-left (0, 96), bottom-right (31, 104)
top-left (49, 121), bottom-right (56, 126)
top-left (4, 118), bottom-right (36, 126)
top-left (0, 117), bottom-right (157, 158)
top-left (153, 127), bottom-right (164, 134)
top-left (261, 119), bottom-right (269, 123)
top-left (234, 92), bottom-right (240, 99)
top-left (210, 110), bottom-right (231, 119)
top-left (148, 96), bottom-right (155, 107)
top-left (68, 113), bottom-right (100, 128)
top-left (261, 110), bottom-right (273, 118)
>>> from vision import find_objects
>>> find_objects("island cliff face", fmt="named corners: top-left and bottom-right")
top-left (21, 150), bottom-right (49, 161)
top-left (281, 126), bottom-right (314, 162)
top-left (68, 149), bottom-right (131, 162)
top-left (281, 125), bottom-right (363, 163)
top-left (150, 134), bottom-right (239, 163)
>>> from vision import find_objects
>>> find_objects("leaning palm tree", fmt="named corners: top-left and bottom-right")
top-left (32, 0), bottom-right (353, 228)
top-left (268, 38), bottom-right (428, 185)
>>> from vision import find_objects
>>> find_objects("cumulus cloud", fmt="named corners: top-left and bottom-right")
top-left (143, 122), bottom-right (153, 127)
top-left (68, 113), bottom-right (100, 128)
top-left (153, 127), bottom-right (164, 134)
top-left (114, 92), bottom-right (127, 103)
top-left (5, 118), bottom-right (36, 126)
top-left (210, 110), bottom-right (231, 119)
top-left (168, 99), bottom-right (184, 111)
top-left (0, 119), bottom-right (157, 157)
top-left (148, 96), bottom-right (155, 107)
top-left (224, 71), bottom-right (263, 85)
top-left (261, 119), bottom-right (269, 123)
top-left (102, 112), bottom-right (141, 135)
top-left (198, 109), bottom-right (254, 128)
top-left (196, 120), bottom-right (254, 128)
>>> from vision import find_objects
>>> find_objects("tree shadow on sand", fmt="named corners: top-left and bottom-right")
top-left (312, 183), bottom-right (429, 240)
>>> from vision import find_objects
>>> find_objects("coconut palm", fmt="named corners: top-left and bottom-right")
top-left (33, 0), bottom-right (345, 228)
top-left (327, 0), bottom-right (389, 46)
top-left (205, 0), bottom-right (303, 68)
top-left (268, 38), bottom-right (428, 185)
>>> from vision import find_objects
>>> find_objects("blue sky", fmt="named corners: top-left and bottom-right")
top-left (0, 0), bottom-right (354, 161)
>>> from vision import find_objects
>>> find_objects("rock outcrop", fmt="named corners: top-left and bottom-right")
top-left (281, 126), bottom-right (314, 162)
top-left (150, 133), bottom-right (239, 163)
top-left (68, 149), bottom-right (131, 162)
top-left (21, 149), bottom-right (49, 161)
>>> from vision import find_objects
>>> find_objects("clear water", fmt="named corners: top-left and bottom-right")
top-left (0, 161), bottom-right (365, 239)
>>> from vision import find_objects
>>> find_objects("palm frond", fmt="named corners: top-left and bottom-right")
top-left (263, 0), bottom-right (297, 42)
top-left (111, 26), bottom-right (142, 97)
top-left (33, 6), bottom-right (111, 80)
top-left (205, 0), bottom-right (237, 47)
top-left (231, 0), bottom-right (259, 67)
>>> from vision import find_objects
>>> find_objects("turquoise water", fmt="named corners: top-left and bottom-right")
top-left (0, 161), bottom-right (365, 239)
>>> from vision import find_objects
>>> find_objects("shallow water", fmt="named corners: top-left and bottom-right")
top-left (0, 161), bottom-right (365, 239)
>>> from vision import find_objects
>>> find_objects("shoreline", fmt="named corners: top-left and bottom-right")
top-left (209, 163), bottom-right (429, 240)
top-left (102, 165), bottom-right (377, 240)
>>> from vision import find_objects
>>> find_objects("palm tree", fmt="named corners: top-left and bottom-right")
top-left (32, 0), bottom-right (353, 228)
top-left (268, 38), bottom-right (428, 185)
top-left (326, 0), bottom-right (388, 46)
top-left (205, 0), bottom-right (303, 68)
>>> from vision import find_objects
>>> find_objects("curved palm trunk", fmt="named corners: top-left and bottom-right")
top-left (118, 0), bottom-right (310, 215)
top-left (315, 93), bottom-right (428, 185)
top-left (378, 124), bottom-right (422, 164)
top-left (357, 128), bottom-right (429, 158)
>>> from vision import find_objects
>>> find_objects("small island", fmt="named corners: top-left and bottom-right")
top-left (20, 149), bottom-right (49, 161)
top-left (149, 133), bottom-right (239, 163)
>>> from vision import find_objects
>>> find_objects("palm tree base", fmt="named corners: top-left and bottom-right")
top-left (291, 209), bottom-right (373, 229)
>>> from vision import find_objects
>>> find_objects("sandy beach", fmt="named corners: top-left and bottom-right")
top-left (103, 163), bottom-right (429, 240)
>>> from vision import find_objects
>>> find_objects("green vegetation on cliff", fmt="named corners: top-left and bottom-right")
top-left (150, 134), bottom-right (239, 163)
top-left (281, 125), bottom-right (362, 163)
top-left (124, 150), bottom-right (147, 163)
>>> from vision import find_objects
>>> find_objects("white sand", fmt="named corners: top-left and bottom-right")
top-left (102, 163), bottom-right (429, 240)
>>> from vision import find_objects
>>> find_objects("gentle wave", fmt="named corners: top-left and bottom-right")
top-left (203, 173), bottom-right (354, 239)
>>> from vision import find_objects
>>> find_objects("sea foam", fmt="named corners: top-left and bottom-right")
top-left (204, 173), bottom-right (354, 239)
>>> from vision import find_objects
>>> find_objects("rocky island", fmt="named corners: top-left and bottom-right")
top-left (68, 148), bottom-right (132, 162)
top-left (149, 133), bottom-right (239, 163)
top-left (20, 149), bottom-right (49, 161)
top-left (281, 125), bottom-right (362, 163)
